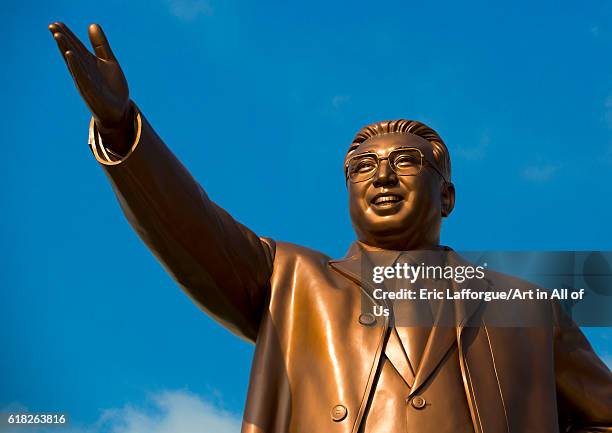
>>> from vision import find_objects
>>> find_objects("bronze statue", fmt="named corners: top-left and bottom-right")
top-left (49, 22), bottom-right (612, 433)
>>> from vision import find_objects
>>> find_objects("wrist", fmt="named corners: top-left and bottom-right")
top-left (95, 102), bottom-right (135, 156)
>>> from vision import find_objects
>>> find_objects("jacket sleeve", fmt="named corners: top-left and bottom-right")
top-left (88, 103), bottom-right (275, 343)
top-left (553, 303), bottom-right (612, 433)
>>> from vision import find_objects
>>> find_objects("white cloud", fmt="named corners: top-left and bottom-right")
top-left (456, 132), bottom-right (489, 161)
top-left (1, 390), bottom-right (240, 433)
top-left (167, 0), bottom-right (213, 20)
top-left (331, 94), bottom-right (350, 109)
top-left (100, 390), bottom-right (240, 433)
top-left (521, 164), bottom-right (561, 182)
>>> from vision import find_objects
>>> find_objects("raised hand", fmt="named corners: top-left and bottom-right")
top-left (49, 22), bottom-right (133, 154)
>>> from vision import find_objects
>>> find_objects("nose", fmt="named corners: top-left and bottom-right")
top-left (373, 159), bottom-right (398, 187)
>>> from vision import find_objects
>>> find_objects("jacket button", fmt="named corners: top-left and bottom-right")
top-left (358, 313), bottom-right (376, 326)
top-left (331, 404), bottom-right (348, 421)
top-left (410, 396), bottom-right (426, 409)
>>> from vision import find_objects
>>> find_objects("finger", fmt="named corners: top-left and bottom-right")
top-left (48, 22), bottom-right (68, 51)
top-left (48, 22), bottom-right (64, 34)
top-left (50, 22), bottom-right (92, 58)
top-left (65, 50), bottom-right (87, 85)
top-left (52, 32), bottom-right (86, 72)
top-left (88, 23), bottom-right (115, 60)
top-left (51, 31), bottom-right (72, 56)
top-left (65, 50), bottom-right (99, 106)
top-left (48, 22), bottom-right (61, 33)
top-left (53, 31), bottom-right (99, 83)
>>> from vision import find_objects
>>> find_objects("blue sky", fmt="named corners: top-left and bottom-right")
top-left (2, 0), bottom-right (611, 431)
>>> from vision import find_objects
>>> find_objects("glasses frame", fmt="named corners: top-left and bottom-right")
top-left (344, 146), bottom-right (448, 184)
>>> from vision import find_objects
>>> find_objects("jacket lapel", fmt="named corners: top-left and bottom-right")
top-left (407, 297), bottom-right (456, 396)
top-left (385, 327), bottom-right (416, 387)
top-left (329, 245), bottom-right (491, 399)
top-left (407, 251), bottom-right (489, 396)
top-left (328, 242), bottom-right (400, 308)
top-left (330, 243), bottom-right (422, 386)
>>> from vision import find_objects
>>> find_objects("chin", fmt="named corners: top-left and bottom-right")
top-left (352, 208), bottom-right (442, 250)
top-left (365, 204), bottom-right (413, 231)
top-left (353, 217), bottom-right (410, 247)
top-left (367, 216), bottom-right (410, 236)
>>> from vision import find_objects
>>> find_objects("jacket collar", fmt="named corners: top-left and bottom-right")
top-left (328, 242), bottom-right (489, 395)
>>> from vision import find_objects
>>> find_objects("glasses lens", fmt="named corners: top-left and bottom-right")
top-left (391, 149), bottom-right (422, 175)
top-left (348, 154), bottom-right (378, 182)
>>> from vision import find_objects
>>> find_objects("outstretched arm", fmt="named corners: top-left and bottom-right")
top-left (49, 22), bottom-right (275, 342)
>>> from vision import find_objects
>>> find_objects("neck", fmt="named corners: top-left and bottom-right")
top-left (359, 235), bottom-right (442, 251)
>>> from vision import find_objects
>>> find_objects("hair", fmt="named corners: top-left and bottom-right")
top-left (347, 119), bottom-right (451, 182)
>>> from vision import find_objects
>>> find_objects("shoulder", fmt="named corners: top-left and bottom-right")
top-left (264, 241), bottom-right (340, 302)
top-left (482, 267), bottom-right (557, 326)
top-left (272, 239), bottom-right (332, 264)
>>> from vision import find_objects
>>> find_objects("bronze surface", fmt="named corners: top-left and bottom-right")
top-left (50, 22), bottom-right (612, 433)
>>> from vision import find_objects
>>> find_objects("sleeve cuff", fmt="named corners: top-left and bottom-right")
top-left (88, 107), bottom-right (142, 165)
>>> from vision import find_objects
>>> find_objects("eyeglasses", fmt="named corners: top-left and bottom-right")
top-left (345, 147), bottom-right (447, 183)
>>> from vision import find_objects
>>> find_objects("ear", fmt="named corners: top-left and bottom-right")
top-left (441, 182), bottom-right (455, 217)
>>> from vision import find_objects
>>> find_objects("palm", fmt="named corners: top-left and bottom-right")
top-left (49, 22), bottom-right (129, 127)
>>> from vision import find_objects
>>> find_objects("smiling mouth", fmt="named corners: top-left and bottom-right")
top-left (371, 194), bottom-right (404, 207)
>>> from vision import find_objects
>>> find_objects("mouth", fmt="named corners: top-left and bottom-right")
top-left (370, 193), bottom-right (404, 208)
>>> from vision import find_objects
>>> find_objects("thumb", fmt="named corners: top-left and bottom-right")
top-left (88, 23), bottom-right (116, 60)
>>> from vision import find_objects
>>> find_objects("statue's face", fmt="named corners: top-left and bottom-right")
top-left (346, 133), bottom-right (454, 250)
